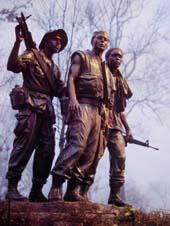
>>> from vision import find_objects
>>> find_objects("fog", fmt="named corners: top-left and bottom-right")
top-left (0, 0), bottom-right (170, 211)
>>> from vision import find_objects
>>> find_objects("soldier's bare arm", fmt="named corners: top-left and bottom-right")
top-left (68, 54), bottom-right (81, 113)
top-left (120, 111), bottom-right (134, 140)
top-left (7, 25), bottom-right (26, 73)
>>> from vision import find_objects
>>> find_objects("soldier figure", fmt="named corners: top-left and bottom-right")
top-left (6, 25), bottom-right (68, 202)
top-left (48, 31), bottom-right (114, 202)
top-left (105, 48), bottom-right (133, 207)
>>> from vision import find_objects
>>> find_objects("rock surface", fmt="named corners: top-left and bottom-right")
top-left (0, 200), bottom-right (134, 226)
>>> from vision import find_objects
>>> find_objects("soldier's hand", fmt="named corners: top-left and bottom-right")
top-left (15, 25), bottom-right (24, 42)
top-left (126, 129), bottom-right (134, 141)
top-left (68, 98), bottom-right (81, 114)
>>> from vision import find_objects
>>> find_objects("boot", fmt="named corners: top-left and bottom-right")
top-left (108, 187), bottom-right (132, 207)
top-left (6, 180), bottom-right (28, 201)
top-left (29, 182), bottom-right (47, 202)
top-left (79, 184), bottom-right (90, 202)
top-left (64, 179), bottom-right (85, 202)
top-left (48, 178), bottom-right (62, 201)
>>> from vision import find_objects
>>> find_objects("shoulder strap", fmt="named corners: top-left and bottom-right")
top-left (101, 61), bottom-right (109, 102)
top-left (31, 49), bottom-right (55, 95)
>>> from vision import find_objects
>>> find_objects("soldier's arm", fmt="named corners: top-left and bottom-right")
top-left (68, 54), bottom-right (81, 112)
top-left (54, 67), bottom-right (66, 97)
top-left (120, 111), bottom-right (133, 140)
top-left (7, 25), bottom-right (27, 73)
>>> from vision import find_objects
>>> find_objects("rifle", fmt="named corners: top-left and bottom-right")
top-left (16, 13), bottom-right (56, 95)
top-left (123, 135), bottom-right (159, 150)
top-left (16, 12), bottom-right (36, 50)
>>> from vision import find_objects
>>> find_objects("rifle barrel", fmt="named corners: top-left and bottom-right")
top-left (125, 136), bottom-right (159, 150)
top-left (148, 145), bottom-right (159, 150)
top-left (16, 12), bottom-right (36, 50)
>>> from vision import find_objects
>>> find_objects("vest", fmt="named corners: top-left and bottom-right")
top-left (73, 50), bottom-right (115, 101)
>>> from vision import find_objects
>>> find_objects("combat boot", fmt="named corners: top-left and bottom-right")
top-left (64, 179), bottom-right (85, 202)
top-left (48, 178), bottom-right (62, 201)
top-left (6, 180), bottom-right (28, 201)
top-left (108, 187), bottom-right (132, 207)
top-left (29, 182), bottom-right (47, 202)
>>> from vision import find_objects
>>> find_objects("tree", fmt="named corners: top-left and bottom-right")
top-left (31, 0), bottom-right (170, 145)
top-left (0, 0), bottom-right (170, 207)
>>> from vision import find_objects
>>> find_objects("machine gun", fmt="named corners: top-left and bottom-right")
top-left (123, 135), bottom-right (159, 150)
top-left (16, 12), bottom-right (36, 50)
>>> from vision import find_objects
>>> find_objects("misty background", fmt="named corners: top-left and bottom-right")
top-left (0, 0), bottom-right (170, 212)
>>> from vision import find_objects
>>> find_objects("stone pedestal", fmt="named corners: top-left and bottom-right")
top-left (0, 200), bottom-right (134, 226)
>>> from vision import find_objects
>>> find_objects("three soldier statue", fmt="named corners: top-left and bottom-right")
top-left (5, 13), bottom-right (136, 207)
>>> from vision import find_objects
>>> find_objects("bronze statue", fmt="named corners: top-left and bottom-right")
top-left (105, 48), bottom-right (133, 207)
top-left (48, 31), bottom-right (114, 202)
top-left (6, 16), bottom-right (68, 202)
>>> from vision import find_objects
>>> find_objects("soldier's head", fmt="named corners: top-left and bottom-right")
top-left (105, 48), bottom-right (123, 70)
top-left (91, 31), bottom-right (109, 53)
top-left (39, 29), bottom-right (68, 53)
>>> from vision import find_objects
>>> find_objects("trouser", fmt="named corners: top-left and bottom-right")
top-left (79, 129), bottom-right (107, 188)
top-left (51, 104), bottom-right (101, 184)
top-left (6, 107), bottom-right (55, 186)
top-left (79, 106), bottom-right (110, 189)
top-left (107, 129), bottom-right (126, 189)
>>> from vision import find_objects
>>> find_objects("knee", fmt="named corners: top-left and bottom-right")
top-left (110, 157), bottom-right (126, 177)
top-left (117, 157), bottom-right (126, 171)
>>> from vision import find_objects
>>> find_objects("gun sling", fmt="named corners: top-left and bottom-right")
top-left (31, 48), bottom-right (56, 95)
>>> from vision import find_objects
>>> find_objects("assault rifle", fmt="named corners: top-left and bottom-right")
top-left (16, 12), bottom-right (36, 50)
top-left (123, 135), bottom-right (159, 150)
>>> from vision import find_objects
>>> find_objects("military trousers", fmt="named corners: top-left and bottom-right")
top-left (107, 129), bottom-right (126, 188)
top-left (79, 129), bottom-right (107, 189)
top-left (6, 107), bottom-right (55, 185)
top-left (51, 104), bottom-right (101, 184)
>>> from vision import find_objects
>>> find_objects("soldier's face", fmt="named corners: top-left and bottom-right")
top-left (108, 49), bottom-right (123, 68)
top-left (92, 34), bottom-right (109, 52)
top-left (48, 35), bottom-right (62, 53)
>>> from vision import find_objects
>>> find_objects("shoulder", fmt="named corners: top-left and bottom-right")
top-left (19, 50), bottom-right (34, 62)
top-left (118, 70), bottom-right (130, 87)
top-left (71, 50), bottom-right (85, 57)
top-left (106, 64), bottom-right (116, 82)
top-left (71, 50), bottom-right (87, 62)
top-left (117, 70), bottom-right (128, 83)
top-left (117, 70), bottom-right (133, 98)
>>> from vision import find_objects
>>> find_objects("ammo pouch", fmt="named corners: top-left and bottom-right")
top-left (9, 85), bottom-right (27, 110)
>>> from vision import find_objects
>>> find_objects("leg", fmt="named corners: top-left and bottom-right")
top-left (6, 108), bottom-right (39, 201)
top-left (64, 178), bottom-right (85, 202)
top-left (49, 104), bottom-right (92, 201)
top-left (29, 119), bottom-right (55, 202)
top-left (107, 130), bottom-right (130, 207)
top-left (77, 107), bottom-right (103, 201)
top-left (79, 129), bottom-right (105, 201)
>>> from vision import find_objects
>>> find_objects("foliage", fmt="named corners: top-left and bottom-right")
top-left (133, 210), bottom-right (170, 226)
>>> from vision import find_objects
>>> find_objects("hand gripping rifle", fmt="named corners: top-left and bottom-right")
top-left (16, 12), bottom-right (55, 95)
top-left (123, 135), bottom-right (159, 150)
top-left (16, 12), bottom-right (36, 50)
